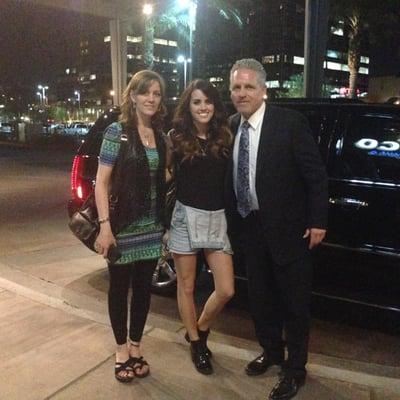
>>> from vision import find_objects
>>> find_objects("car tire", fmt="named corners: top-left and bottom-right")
top-left (151, 253), bottom-right (177, 295)
top-left (151, 251), bottom-right (207, 295)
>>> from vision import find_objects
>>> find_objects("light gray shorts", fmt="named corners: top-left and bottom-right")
top-left (167, 200), bottom-right (232, 255)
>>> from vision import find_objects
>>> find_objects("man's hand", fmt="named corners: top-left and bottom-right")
top-left (303, 228), bottom-right (326, 249)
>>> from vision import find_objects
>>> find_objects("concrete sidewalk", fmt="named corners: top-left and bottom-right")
top-left (0, 257), bottom-right (400, 399)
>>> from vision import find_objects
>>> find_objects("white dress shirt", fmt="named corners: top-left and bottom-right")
top-left (233, 101), bottom-right (266, 211)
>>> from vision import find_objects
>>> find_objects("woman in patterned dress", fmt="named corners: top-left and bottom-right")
top-left (94, 70), bottom-right (168, 383)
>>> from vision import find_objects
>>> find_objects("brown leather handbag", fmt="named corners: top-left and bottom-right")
top-left (68, 132), bottom-right (127, 252)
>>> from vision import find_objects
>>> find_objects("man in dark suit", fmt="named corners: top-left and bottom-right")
top-left (226, 58), bottom-right (328, 400)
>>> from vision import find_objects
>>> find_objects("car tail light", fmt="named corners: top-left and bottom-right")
top-left (71, 155), bottom-right (86, 200)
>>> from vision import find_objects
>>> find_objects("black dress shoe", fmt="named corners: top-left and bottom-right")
top-left (269, 376), bottom-right (305, 400)
top-left (190, 340), bottom-right (213, 375)
top-left (245, 352), bottom-right (282, 376)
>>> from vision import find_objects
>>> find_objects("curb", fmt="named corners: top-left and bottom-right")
top-left (1, 260), bottom-right (399, 395)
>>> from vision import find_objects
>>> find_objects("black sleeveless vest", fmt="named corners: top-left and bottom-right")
top-left (111, 123), bottom-right (167, 233)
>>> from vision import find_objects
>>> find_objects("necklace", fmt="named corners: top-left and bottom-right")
top-left (197, 136), bottom-right (208, 155)
top-left (139, 128), bottom-right (153, 147)
top-left (142, 132), bottom-right (150, 146)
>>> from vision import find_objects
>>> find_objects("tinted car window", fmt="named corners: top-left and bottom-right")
top-left (276, 103), bottom-right (336, 162)
top-left (333, 114), bottom-right (400, 182)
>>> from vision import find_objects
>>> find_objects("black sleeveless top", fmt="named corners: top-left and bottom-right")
top-left (175, 137), bottom-right (229, 211)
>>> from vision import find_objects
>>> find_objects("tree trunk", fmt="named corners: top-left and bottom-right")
top-left (347, 11), bottom-right (361, 99)
top-left (143, 17), bottom-right (154, 70)
top-left (348, 46), bottom-right (359, 98)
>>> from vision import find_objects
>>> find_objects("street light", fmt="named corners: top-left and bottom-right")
top-left (38, 84), bottom-right (49, 105)
top-left (177, 55), bottom-right (192, 89)
top-left (110, 90), bottom-right (115, 106)
top-left (74, 90), bottom-right (81, 107)
top-left (143, 3), bottom-right (153, 16)
top-left (178, 0), bottom-right (197, 81)
top-left (143, 3), bottom-right (154, 69)
top-left (74, 90), bottom-right (81, 119)
top-left (36, 91), bottom-right (42, 105)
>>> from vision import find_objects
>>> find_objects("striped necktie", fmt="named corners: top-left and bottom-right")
top-left (237, 120), bottom-right (251, 218)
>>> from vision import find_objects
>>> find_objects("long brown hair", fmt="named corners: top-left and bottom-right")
top-left (119, 70), bottom-right (167, 131)
top-left (172, 79), bottom-right (232, 160)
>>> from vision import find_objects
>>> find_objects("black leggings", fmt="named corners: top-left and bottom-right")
top-left (108, 260), bottom-right (157, 345)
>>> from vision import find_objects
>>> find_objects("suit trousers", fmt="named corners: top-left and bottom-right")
top-left (243, 212), bottom-right (312, 379)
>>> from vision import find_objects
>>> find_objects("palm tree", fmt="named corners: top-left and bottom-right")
top-left (331, 0), bottom-right (400, 98)
top-left (141, 0), bottom-right (246, 71)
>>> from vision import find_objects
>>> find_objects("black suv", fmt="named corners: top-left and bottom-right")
top-left (68, 100), bottom-right (400, 307)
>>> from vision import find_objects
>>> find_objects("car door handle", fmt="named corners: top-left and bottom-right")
top-left (329, 197), bottom-right (369, 208)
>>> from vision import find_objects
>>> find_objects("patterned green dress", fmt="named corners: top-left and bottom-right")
top-left (99, 122), bottom-right (164, 265)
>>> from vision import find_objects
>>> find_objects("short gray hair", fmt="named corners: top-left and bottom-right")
top-left (230, 58), bottom-right (266, 88)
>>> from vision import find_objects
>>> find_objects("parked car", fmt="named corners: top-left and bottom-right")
top-left (64, 122), bottom-right (90, 137)
top-left (67, 100), bottom-right (400, 306)
top-left (0, 122), bottom-right (14, 140)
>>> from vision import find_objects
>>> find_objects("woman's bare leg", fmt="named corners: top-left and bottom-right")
top-left (173, 252), bottom-right (199, 340)
top-left (197, 251), bottom-right (235, 331)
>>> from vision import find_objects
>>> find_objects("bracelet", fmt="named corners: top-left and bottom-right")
top-left (98, 217), bottom-right (110, 224)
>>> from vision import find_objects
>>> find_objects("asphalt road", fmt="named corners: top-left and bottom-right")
top-left (1, 143), bottom-right (399, 369)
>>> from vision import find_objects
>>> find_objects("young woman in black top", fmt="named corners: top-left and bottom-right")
top-left (167, 79), bottom-right (234, 375)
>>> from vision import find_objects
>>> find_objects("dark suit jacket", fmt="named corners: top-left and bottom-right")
top-left (225, 103), bottom-right (328, 265)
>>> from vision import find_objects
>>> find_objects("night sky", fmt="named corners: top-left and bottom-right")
top-left (0, 0), bottom-right (106, 93)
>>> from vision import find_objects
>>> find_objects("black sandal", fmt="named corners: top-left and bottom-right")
top-left (130, 356), bottom-right (150, 378)
top-left (114, 359), bottom-right (134, 383)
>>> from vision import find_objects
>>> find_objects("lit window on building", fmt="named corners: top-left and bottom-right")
top-left (266, 80), bottom-right (280, 88)
top-left (154, 38), bottom-right (168, 45)
top-left (262, 55), bottom-right (275, 64)
top-left (104, 36), bottom-right (111, 43)
top-left (168, 40), bottom-right (178, 47)
top-left (331, 27), bottom-right (344, 36)
top-left (169, 59), bottom-right (176, 64)
top-left (127, 36), bottom-right (142, 43)
top-left (293, 56), bottom-right (304, 65)
top-left (360, 56), bottom-right (370, 64)
top-left (327, 50), bottom-right (341, 59)
top-left (90, 74), bottom-right (96, 80)
top-left (359, 67), bottom-right (369, 74)
top-left (326, 61), bottom-right (342, 71)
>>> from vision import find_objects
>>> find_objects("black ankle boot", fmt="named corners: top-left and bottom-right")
top-left (190, 340), bottom-right (213, 375)
top-left (185, 328), bottom-right (213, 358)
top-left (198, 328), bottom-right (213, 359)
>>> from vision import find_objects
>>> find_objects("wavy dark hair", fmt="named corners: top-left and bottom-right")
top-left (172, 79), bottom-right (232, 160)
top-left (119, 70), bottom-right (167, 131)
